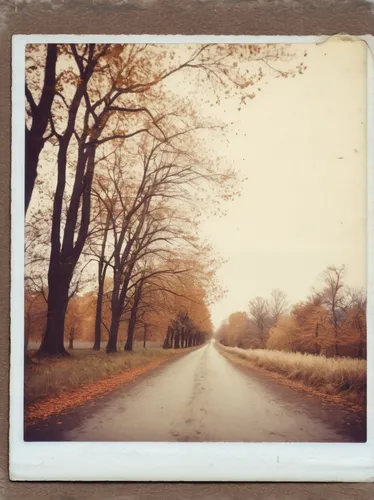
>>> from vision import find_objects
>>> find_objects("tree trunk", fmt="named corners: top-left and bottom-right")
top-left (93, 212), bottom-right (110, 350)
top-left (106, 316), bottom-right (120, 353)
top-left (170, 330), bottom-right (175, 349)
top-left (106, 272), bottom-right (122, 353)
top-left (25, 44), bottom-right (57, 213)
top-left (39, 49), bottom-right (102, 357)
top-left (38, 268), bottom-right (70, 356)
top-left (163, 327), bottom-right (171, 349)
top-left (125, 309), bottom-right (137, 352)
top-left (180, 331), bottom-right (185, 349)
top-left (93, 275), bottom-right (104, 350)
top-left (125, 281), bottom-right (143, 352)
top-left (25, 131), bottom-right (45, 212)
top-left (143, 324), bottom-right (148, 349)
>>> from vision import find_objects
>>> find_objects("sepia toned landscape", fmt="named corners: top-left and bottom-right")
top-left (24, 40), bottom-right (367, 443)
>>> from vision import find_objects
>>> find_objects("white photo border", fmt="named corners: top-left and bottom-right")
top-left (10, 34), bottom-right (374, 482)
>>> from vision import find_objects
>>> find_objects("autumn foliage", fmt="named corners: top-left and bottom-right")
top-left (25, 42), bottom-right (305, 358)
top-left (216, 266), bottom-right (367, 360)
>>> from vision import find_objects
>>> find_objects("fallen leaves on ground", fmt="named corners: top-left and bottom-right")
top-left (25, 351), bottom-right (187, 427)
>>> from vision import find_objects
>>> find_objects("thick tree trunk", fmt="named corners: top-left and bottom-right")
top-left (25, 132), bottom-right (45, 212)
top-left (170, 330), bottom-right (175, 349)
top-left (106, 316), bottom-right (120, 353)
top-left (38, 268), bottom-right (70, 356)
top-left (38, 47), bottom-right (106, 357)
top-left (38, 136), bottom-right (72, 357)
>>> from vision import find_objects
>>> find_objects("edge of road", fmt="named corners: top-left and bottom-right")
top-left (25, 345), bottom-right (203, 428)
top-left (214, 341), bottom-right (366, 415)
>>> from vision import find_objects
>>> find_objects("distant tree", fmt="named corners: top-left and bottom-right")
top-left (316, 265), bottom-right (347, 356)
top-left (248, 297), bottom-right (270, 346)
top-left (292, 296), bottom-right (331, 355)
top-left (164, 311), bottom-right (207, 349)
top-left (268, 289), bottom-right (289, 326)
top-left (344, 287), bottom-right (367, 358)
top-left (266, 315), bottom-right (298, 352)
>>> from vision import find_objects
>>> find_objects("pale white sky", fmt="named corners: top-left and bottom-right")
top-left (189, 40), bottom-right (367, 328)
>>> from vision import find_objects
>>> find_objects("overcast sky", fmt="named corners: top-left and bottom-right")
top-left (189, 40), bottom-right (367, 328)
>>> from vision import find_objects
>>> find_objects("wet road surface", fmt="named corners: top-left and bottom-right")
top-left (25, 341), bottom-right (366, 442)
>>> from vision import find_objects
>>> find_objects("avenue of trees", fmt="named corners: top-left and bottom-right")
top-left (24, 43), bottom-right (306, 357)
top-left (216, 265), bottom-right (367, 359)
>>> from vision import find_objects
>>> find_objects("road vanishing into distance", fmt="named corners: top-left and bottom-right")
top-left (25, 341), bottom-right (366, 442)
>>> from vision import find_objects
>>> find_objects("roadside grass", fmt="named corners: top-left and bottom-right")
top-left (25, 347), bottom-right (191, 406)
top-left (217, 344), bottom-right (366, 407)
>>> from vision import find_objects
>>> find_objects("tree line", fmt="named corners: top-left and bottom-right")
top-left (216, 265), bottom-right (367, 359)
top-left (163, 312), bottom-right (209, 349)
top-left (24, 43), bottom-right (306, 357)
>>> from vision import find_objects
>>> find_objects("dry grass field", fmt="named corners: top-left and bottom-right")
top-left (25, 348), bottom-right (189, 405)
top-left (218, 344), bottom-right (366, 406)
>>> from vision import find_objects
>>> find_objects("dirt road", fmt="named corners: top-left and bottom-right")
top-left (25, 341), bottom-right (366, 442)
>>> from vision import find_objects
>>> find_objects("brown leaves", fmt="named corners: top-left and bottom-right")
top-left (25, 350), bottom-right (189, 426)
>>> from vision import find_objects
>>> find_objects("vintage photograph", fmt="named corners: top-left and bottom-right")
top-left (22, 39), bottom-right (367, 444)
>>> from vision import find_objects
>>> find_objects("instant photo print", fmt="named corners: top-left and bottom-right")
top-left (10, 34), bottom-right (374, 482)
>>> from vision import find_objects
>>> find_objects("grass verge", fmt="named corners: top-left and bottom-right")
top-left (25, 347), bottom-right (195, 424)
top-left (217, 344), bottom-right (366, 408)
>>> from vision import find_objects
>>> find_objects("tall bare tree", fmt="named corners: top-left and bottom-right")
top-left (248, 296), bottom-right (270, 345)
top-left (269, 288), bottom-right (288, 326)
top-left (317, 265), bottom-right (347, 356)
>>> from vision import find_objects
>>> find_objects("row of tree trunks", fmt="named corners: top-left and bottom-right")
top-left (163, 324), bottom-right (206, 350)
